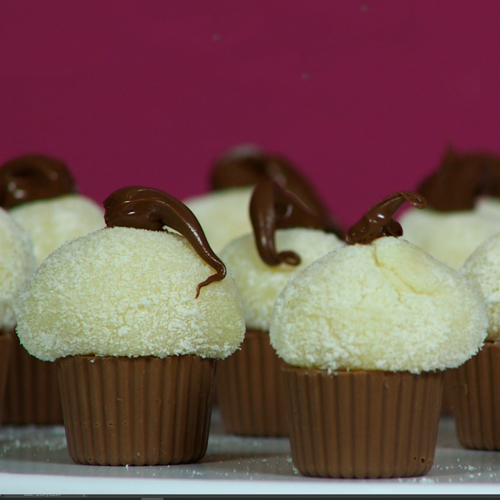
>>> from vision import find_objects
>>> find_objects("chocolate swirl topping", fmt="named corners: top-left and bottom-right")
top-left (346, 192), bottom-right (427, 245)
top-left (104, 186), bottom-right (226, 298)
top-left (250, 180), bottom-right (326, 266)
top-left (0, 154), bottom-right (76, 209)
top-left (210, 150), bottom-right (344, 238)
top-left (417, 146), bottom-right (500, 211)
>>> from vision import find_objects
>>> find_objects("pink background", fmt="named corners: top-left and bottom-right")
top-left (1, 0), bottom-right (500, 229)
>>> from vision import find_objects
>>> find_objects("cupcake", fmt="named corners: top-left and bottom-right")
top-left (0, 154), bottom-right (105, 424)
top-left (270, 192), bottom-right (487, 478)
top-left (15, 186), bottom-right (245, 465)
top-left (0, 207), bottom-right (37, 422)
top-left (456, 232), bottom-right (500, 450)
top-left (216, 181), bottom-right (342, 436)
top-left (399, 147), bottom-right (500, 414)
top-left (184, 144), bottom-right (343, 251)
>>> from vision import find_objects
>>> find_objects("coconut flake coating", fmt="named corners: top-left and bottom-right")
top-left (16, 226), bottom-right (245, 361)
top-left (270, 237), bottom-right (487, 373)
top-left (462, 232), bottom-right (500, 341)
top-left (184, 187), bottom-right (253, 252)
top-left (9, 193), bottom-right (104, 265)
top-left (0, 209), bottom-right (36, 330)
top-left (219, 228), bottom-right (342, 332)
top-left (399, 202), bottom-right (500, 269)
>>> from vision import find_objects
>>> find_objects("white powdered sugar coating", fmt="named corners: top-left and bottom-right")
top-left (9, 193), bottom-right (104, 265)
top-left (399, 201), bottom-right (500, 269)
top-left (0, 209), bottom-right (36, 330)
top-left (184, 187), bottom-right (254, 252)
top-left (462, 232), bottom-right (500, 341)
top-left (219, 228), bottom-right (342, 331)
top-left (270, 237), bottom-right (487, 373)
top-left (16, 226), bottom-right (245, 361)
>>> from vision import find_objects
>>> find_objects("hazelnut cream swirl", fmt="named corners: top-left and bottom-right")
top-left (211, 150), bottom-right (343, 237)
top-left (346, 192), bottom-right (426, 245)
top-left (0, 154), bottom-right (76, 209)
top-left (250, 180), bottom-right (326, 266)
top-left (104, 186), bottom-right (226, 297)
top-left (417, 146), bottom-right (500, 211)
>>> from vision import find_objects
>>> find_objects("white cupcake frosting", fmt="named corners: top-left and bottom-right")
top-left (16, 226), bottom-right (245, 361)
top-left (0, 208), bottom-right (36, 330)
top-left (184, 186), bottom-right (254, 252)
top-left (399, 199), bottom-right (500, 269)
top-left (9, 193), bottom-right (104, 265)
top-left (462, 232), bottom-right (500, 341)
top-left (270, 237), bottom-right (487, 373)
top-left (219, 228), bottom-right (343, 331)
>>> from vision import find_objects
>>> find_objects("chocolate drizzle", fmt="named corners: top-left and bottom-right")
top-left (210, 150), bottom-right (344, 237)
top-left (0, 154), bottom-right (76, 209)
top-left (417, 146), bottom-right (500, 211)
top-left (104, 186), bottom-right (226, 297)
top-left (346, 192), bottom-right (427, 245)
top-left (250, 180), bottom-right (326, 266)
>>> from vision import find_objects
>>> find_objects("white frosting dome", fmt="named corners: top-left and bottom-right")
top-left (270, 237), bottom-right (487, 373)
top-left (399, 200), bottom-right (500, 269)
top-left (0, 208), bottom-right (36, 330)
top-left (9, 193), bottom-right (104, 265)
top-left (16, 226), bottom-right (245, 361)
top-left (219, 228), bottom-right (343, 331)
top-left (462, 232), bottom-right (500, 341)
top-left (184, 187), bottom-right (253, 252)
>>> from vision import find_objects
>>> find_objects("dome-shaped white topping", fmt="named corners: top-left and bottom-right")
top-left (0, 208), bottom-right (36, 330)
top-left (16, 226), bottom-right (245, 361)
top-left (270, 237), bottom-right (487, 373)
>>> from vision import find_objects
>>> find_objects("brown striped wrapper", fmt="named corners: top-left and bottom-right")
top-left (2, 332), bottom-right (63, 424)
top-left (0, 331), bottom-right (13, 423)
top-left (451, 341), bottom-right (500, 450)
top-left (57, 354), bottom-right (216, 466)
top-left (440, 369), bottom-right (455, 415)
top-left (216, 330), bottom-right (288, 436)
top-left (282, 365), bottom-right (443, 478)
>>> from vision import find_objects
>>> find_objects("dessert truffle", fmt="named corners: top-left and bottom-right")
top-left (453, 233), bottom-right (500, 450)
top-left (0, 153), bottom-right (104, 424)
top-left (16, 186), bottom-right (245, 465)
top-left (270, 192), bottom-right (487, 478)
top-left (184, 144), bottom-right (343, 251)
top-left (0, 207), bottom-right (36, 423)
top-left (216, 181), bottom-right (342, 435)
top-left (399, 146), bottom-right (500, 270)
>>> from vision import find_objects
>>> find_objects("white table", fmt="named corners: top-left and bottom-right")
top-left (2, 410), bottom-right (500, 495)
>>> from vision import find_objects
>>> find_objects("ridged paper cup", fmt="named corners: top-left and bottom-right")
top-left (57, 354), bottom-right (216, 466)
top-left (282, 364), bottom-right (443, 478)
top-left (440, 369), bottom-right (455, 415)
top-left (2, 333), bottom-right (63, 425)
top-left (451, 341), bottom-right (500, 450)
top-left (0, 331), bottom-right (13, 423)
top-left (216, 330), bottom-right (288, 436)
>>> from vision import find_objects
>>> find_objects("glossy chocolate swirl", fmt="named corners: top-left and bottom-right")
top-left (417, 146), bottom-right (500, 211)
top-left (0, 154), bottom-right (76, 209)
top-left (104, 186), bottom-right (226, 298)
top-left (250, 180), bottom-right (326, 266)
top-left (346, 192), bottom-right (427, 245)
top-left (210, 150), bottom-right (344, 237)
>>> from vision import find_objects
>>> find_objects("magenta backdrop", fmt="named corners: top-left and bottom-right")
top-left (1, 0), bottom-right (500, 228)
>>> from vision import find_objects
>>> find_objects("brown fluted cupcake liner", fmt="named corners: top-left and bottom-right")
top-left (0, 331), bottom-right (13, 423)
top-left (440, 369), bottom-right (456, 415)
top-left (216, 330), bottom-right (288, 436)
top-left (282, 365), bottom-right (443, 478)
top-left (57, 354), bottom-right (216, 466)
top-left (451, 341), bottom-right (500, 450)
top-left (2, 332), bottom-right (63, 425)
